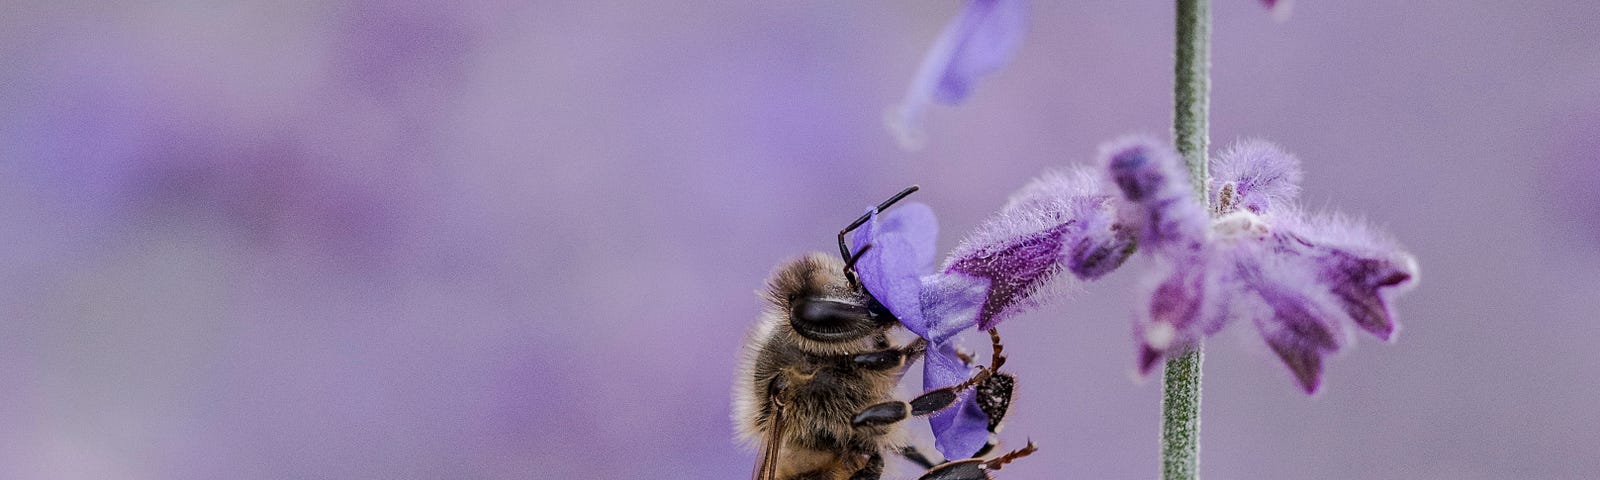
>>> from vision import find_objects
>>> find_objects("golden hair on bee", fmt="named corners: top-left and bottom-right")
top-left (732, 187), bottom-right (1036, 480)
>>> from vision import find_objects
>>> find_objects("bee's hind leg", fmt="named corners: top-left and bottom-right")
top-left (915, 442), bottom-right (1038, 480)
top-left (970, 371), bottom-right (1015, 457)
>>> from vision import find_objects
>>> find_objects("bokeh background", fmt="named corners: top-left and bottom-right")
top-left (3, 1), bottom-right (1598, 478)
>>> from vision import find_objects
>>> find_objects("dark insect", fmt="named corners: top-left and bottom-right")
top-left (733, 186), bottom-right (1036, 480)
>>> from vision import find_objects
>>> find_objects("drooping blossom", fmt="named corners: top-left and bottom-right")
top-left (850, 169), bottom-right (1132, 458)
top-left (1103, 136), bottom-right (1418, 393)
top-left (886, 0), bottom-right (1028, 150)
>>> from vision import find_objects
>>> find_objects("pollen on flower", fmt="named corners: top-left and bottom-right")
top-left (1146, 322), bottom-right (1177, 350)
top-left (1212, 209), bottom-right (1271, 241)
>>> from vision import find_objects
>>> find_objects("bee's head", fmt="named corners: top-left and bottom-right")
top-left (783, 183), bottom-right (919, 344)
top-left (787, 296), bottom-right (897, 343)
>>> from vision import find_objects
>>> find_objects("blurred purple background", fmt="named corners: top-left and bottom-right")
top-left (3, 1), bottom-right (1598, 478)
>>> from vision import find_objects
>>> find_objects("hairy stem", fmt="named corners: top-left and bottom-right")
top-left (1162, 348), bottom-right (1204, 480)
top-left (1174, 0), bottom-right (1211, 201)
top-left (1164, 0), bottom-right (1210, 479)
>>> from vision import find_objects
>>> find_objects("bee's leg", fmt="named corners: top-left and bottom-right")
top-left (970, 371), bottom-right (1016, 458)
top-left (852, 379), bottom-right (973, 428)
top-left (915, 441), bottom-right (1038, 480)
top-left (898, 445), bottom-right (939, 470)
top-left (854, 331), bottom-right (1008, 428)
top-left (851, 338), bottom-right (928, 371)
top-left (851, 400), bottom-right (910, 427)
top-left (847, 452), bottom-right (885, 480)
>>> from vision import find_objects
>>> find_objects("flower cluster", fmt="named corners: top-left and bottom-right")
top-left (1103, 137), bottom-right (1419, 393)
top-left (849, 137), bottom-right (1419, 456)
top-left (849, 169), bottom-right (1131, 458)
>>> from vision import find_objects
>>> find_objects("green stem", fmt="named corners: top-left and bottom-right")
top-left (1161, 348), bottom-right (1204, 480)
top-left (1164, 0), bottom-right (1210, 479)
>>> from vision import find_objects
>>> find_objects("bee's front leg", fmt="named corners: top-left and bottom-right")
top-left (852, 330), bottom-right (1008, 428)
top-left (850, 338), bottom-right (927, 371)
top-left (847, 452), bottom-right (885, 480)
top-left (850, 381), bottom-right (970, 428)
top-left (898, 445), bottom-right (938, 470)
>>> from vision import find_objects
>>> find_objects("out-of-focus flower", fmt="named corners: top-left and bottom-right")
top-left (850, 169), bottom-right (1131, 458)
top-left (886, 0), bottom-right (1028, 150)
top-left (1104, 136), bottom-right (1418, 393)
top-left (884, 0), bottom-right (1293, 150)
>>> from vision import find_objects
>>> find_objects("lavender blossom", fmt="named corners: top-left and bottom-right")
top-left (851, 169), bottom-right (1130, 458)
top-left (1105, 136), bottom-right (1418, 393)
top-left (886, 0), bottom-right (1028, 150)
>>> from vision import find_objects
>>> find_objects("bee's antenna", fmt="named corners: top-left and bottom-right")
top-left (844, 243), bottom-right (873, 272)
top-left (836, 185), bottom-right (921, 262)
top-left (841, 244), bottom-right (873, 289)
top-left (837, 185), bottom-right (920, 275)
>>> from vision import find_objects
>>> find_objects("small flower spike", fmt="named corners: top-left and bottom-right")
top-left (1104, 136), bottom-right (1418, 394)
top-left (850, 169), bottom-right (1129, 457)
top-left (886, 0), bottom-right (1028, 150)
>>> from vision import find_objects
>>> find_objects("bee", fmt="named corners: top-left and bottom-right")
top-left (733, 186), bottom-right (1037, 480)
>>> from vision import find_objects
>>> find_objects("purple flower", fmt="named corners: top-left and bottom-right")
top-left (1104, 136), bottom-right (1419, 393)
top-left (886, 0), bottom-right (1028, 150)
top-left (851, 169), bottom-right (1130, 458)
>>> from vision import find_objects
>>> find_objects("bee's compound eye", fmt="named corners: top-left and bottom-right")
top-left (790, 298), bottom-right (876, 342)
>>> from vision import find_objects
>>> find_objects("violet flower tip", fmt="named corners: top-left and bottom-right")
top-left (1268, 339), bottom-right (1325, 394)
top-left (1100, 135), bottom-right (1185, 203)
top-left (883, 104), bottom-right (929, 151)
top-left (1137, 344), bottom-right (1164, 376)
top-left (1378, 323), bottom-right (1400, 343)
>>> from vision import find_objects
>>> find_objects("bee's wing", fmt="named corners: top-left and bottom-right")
top-left (752, 400), bottom-right (786, 480)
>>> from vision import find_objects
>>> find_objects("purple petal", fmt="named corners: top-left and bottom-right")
top-left (1290, 213), bottom-right (1420, 341)
top-left (943, 168), bottom-right (1128, 330)
top-left (931, 0), bottom-right (1029, 104)
top-left (1211, 139), bottom-right (1303, 214)
top-left (947, 222), bottom-right (1072, 330)
top-left (1316, 247), bottom-right (1415, 340)
top-left (1250, 287), bottom-right (1342, 394)
top-left (1102, 136), bottom-right (1208, 251)
top-left (962, 168), bottom-right (1132, 281)
top-left (1134, 260), bottom-right (1211, 375)
top-left (851, 202), bottom-right (940, 337)
top-left (886, 0), bottom-right (1028, 149)
top-left (1263, 333), bottom-right (1325, 394)
top-left (1069, 224), bottom-right (1135, 280)
top-left (1232, 236), bottom-right (1353, 394)
top-left (924, 342), bottom-right (991, 459)
top-left (919, 273), bottom-right (991, 343)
